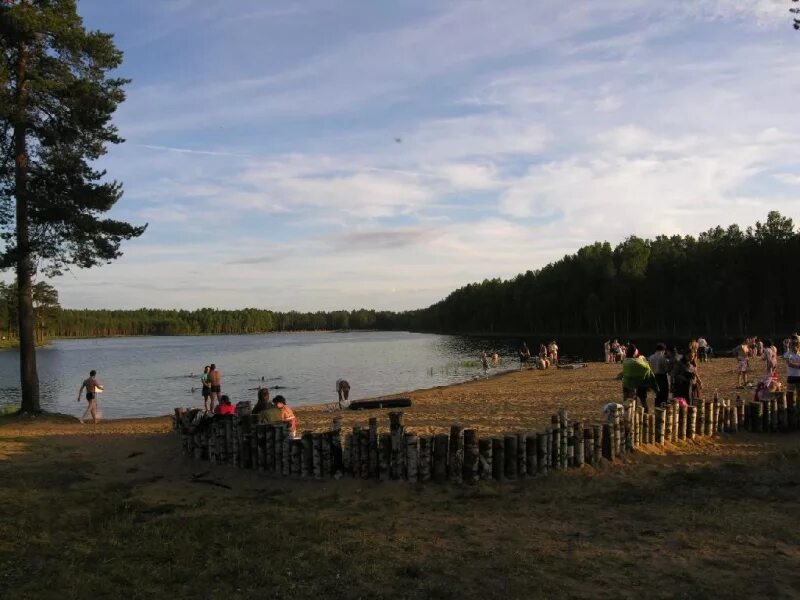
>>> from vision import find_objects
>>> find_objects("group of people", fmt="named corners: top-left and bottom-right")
top-left (518, 341), bottom-right (559, 370)
top-left (619, 342), bottom-right (704, 412)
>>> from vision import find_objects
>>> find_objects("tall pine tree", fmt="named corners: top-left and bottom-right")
top-left (0, 0), bottom-right (145, 414)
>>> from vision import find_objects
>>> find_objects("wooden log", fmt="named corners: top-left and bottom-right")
top-left (389, 413), bottom-right (405, 480)
top-left (449, 425), bottom-right (464, 484)
top-left (613, 411), bottom-right (622, 458)
top-left (535, 432), bottom-right (547, 474)
top-left (545, 428), bottom-right (553, 471)
top-left (359, 428), bottom-right (370, 480)
top-left (255, 425), bottom-right (266, 471)
top-left (343, 433), bottom-right (353, 474)
top-left (593, 423), bottom-right (603, 461)
top-left (368, 418), bottom-right (379, 478)
top-left (559, 410), bottom-right (572, 467)
top-left (655, 408), bottom-right (665, 445)
top-left (551, 426), bottom-right (562, 470)
top-left (787, 390), bottom-right (798, 431)
top-left (642, 410), bottom-right (650, 445)
top-left (517, 432), bottom-right (527, 477)
top-left (208, 422), bottom-right (217, 464)
top-left (290, 439), bottom-right (302, 477)
top-left (350, 426), bottom-right (361, 478)
top-left (730, 399), bottom-right (739, 433)
top-left (331, 426), bottom-right (343, 477)
top-left (573, 423), bottom-right (584, 467)
top-left (702, 402), bottom-right (711, 437)
top-left (492, 437), bottom-right (505, 480)
top-left (301, 432), bottom-right (313, 478)
top-left (664, 405), bottom-right (673, 444)
top-left (770, 397), bottom-right (779, 433)
top-left (405, 433), bottom-right (419, 483)
top-left (312, 433), bottom-right (323, 480)
top-left (419, 435), bottom-right (433, 483)
top-left (463, 429), bottom-right (479, 484)
top-left (717, 401), bottom-right (725, 433)
top-left (672, 403), bottom-right (680, 443)
top-left (282, 433), bottom-right (291, 477)
top-left (687, 405), bottom-right (697, 440)
top-left (479, 437), bottom-right (493, 480)
top-left (696, 400), bottom-right (705, 436)
top-left (432, 433), bottom-right (449, 483)
top-left (762, 400), bottom-right (770, 433)
top-left (378, 433), bottom-right (391, 481)
top-left (777, 392), bottom-right (788, 432)
top-left (525, 432), bottom-right (537, 477)
top-left (752, 402), bottom-right (764, 433)
top-left (504, 434), bottom-right (518, 480)
top-left (677, 405), bottom-right (686, 440)
top-left (274, 423), bottom-right (285, 471)
top-left (624, 407), bottom-right (633, 452)
top-left (602, 423), bottom-right (613, 460)
top-left (584, 427), bottom-right (594, 465)
top-left (323, 431), bottom-right (333, 478)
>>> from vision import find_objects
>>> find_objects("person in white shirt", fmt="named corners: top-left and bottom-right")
top-left (783, 338), bottom-right (800, 394)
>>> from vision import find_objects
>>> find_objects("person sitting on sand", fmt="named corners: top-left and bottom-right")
top-left (336, 379), bottom-right (351, 409)
top-left (273, 395), bottom-right (298, 437)
top-left (77, 369), bottom-right (104, 424)
top-left (214, 395), bottom-right (236, 416)
top-left (621, 344), bottom-right (659, 412)
top-left (253, 387), bottom-right (271, 415)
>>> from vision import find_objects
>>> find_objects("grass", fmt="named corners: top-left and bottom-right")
top-left (1, 420), bottom-right (800, 599)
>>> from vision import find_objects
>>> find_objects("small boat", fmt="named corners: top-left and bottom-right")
top-left (348, 397), bottom-right (412, 410)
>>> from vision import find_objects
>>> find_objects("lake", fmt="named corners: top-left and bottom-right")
top-left (0, 331), bottom-right (528, 419)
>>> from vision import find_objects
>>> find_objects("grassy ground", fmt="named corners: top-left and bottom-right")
top-left (2, 358), bottom-right (799, 599)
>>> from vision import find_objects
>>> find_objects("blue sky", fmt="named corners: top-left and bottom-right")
top-left (54, 0), bottom-right (799, 311)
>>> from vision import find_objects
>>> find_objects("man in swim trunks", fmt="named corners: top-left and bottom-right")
top-left (77, 369), bottom-right (103, 424)
top-left (208, 363), bottom-right (222, 410)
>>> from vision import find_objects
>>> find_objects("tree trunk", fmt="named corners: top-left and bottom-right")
top-left (15, 33), bottom-right (40, 414)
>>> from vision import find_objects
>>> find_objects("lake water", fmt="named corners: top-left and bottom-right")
top-left (0, 331), bottom-right (526, 419)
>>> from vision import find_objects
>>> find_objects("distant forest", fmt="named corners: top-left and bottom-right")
top-left (2, 212), bottom-right (798, 340)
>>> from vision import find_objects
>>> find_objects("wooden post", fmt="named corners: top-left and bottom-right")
top-left (559, 410), bottom-right (572, 467)
top-left (536, 432), bottom-right (547, 475)
top-left (504, 434), bottom-right (517, 480)
top-left (602, 423), bottom-right (613, 460)
top-left (282, 433), bottom-right (291, 477)
top-left (702, 402), bottom-right (711, 436)
top-left (463, 429), bottom-right (479, 484)
top-left (525, 432), bottom-right (537, 477)
top-left (584, 427), bottom-right (594, 465)
top-left (677, 405), bottom-right (686, 440)
top-left (449, 425), bottom-right (464, 484)
top-left (312, 432), bottom-right (323, 480)
top-left (730, 399), bottom-right (738, 433)
top-left (432, 433), bottom-right (449, 483)
top-left (273, 423), bottom-right (284, 471)
top-left (492, 437), bottom-right (504, 480)
top-left (301, 432), bottom-right (313, 478)
top-left (642, 411), bottom-right (650, 445)
top-left (696, 400), bottom-right (705, 436)
top-left (405, 433), bottom-right (419, 483)
top-left (331, 424), bottom-right (343, 477)
top-left (787, 390), bottom-right (798, 431)
top-left (594, 424), bottom-right (604, 463)
top-left (208, 422), bottom-right (217, 464)
top-left (290, 439), bottom-right (301, 477)
top-left (419, 435), bottom-right (433, 483)
top-left (359, 428), bottom-right (369, 479)
top-left (752, 402), bottom-right (764, 433)
top-left (762, 400), bottom-right (771, 433)
top-left (343, 433), bottom-right (353, 474)
top-left (655, 408), bottom-right (665, 446)
top-left (777, 392), bottom-right (788, 432)
top-left (551, 426), bottom-right (562, 470)
top-left (573, 423), bottom-right (584, 467)
top-left (664, 405), bottom-right (673, 444)
top-left (687, 405), bottom-right (697, 440)
top-left (517, 432), bottom-right (527, 477)
top-left (378, 433), bottom-right (391, 481)
top-left (672, 403), bottom-right (680, 443)
top-left (389, 412), bottom-right (405, 480)
top-left (770, 397), bottom-right (779, 433)
top-left (368, 417), bottom-right (379, 478)
top-left (545, 428), bottom-right (553, 471)
top-left (479, 438), bottom-right (493, 480)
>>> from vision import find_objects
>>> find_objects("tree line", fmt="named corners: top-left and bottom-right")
top-left (9, 211), bottom-right (798, 342)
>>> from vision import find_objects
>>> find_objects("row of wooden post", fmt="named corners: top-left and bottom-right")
top-left (175, 389), bottom-right (799, 484)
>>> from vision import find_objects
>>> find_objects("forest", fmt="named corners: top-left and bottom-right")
top-left (0, 212), bottom-right (797, 340)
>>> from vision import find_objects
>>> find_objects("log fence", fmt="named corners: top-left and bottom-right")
top-left (174, 390), bottom-right (799, 485)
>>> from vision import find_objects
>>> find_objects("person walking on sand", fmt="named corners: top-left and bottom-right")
top-left (77, 370), bottom-right (103, 424)
top-left (208, 363), bottom-right (222, 410)
top-left (480, 352), bottom-right (489, 377)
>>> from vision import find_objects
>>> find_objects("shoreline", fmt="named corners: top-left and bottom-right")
top-left (2, 357), bottom-right (775, 438)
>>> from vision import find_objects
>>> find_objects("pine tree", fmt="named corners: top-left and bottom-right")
top-left (0, 0), bottom-right (145, 413)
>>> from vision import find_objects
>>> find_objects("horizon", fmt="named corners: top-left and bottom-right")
top-left (32, 1), bottom-right (800, 311)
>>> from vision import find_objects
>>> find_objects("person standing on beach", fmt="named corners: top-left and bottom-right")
top-left (783, 338), bottom-right (800, 395)
top-left (480, 352), bottom-right (489, 376)
top-left (648, 344), bottom-right (670, 408)
top-left (77, 370), bottom-right (103, 424)
top-left (336, 379), bottom-right (351, 409)
top-left (621, 344), bottom-right (658, 412)
top-left (519, 343), bottom-right (531, 369)
top-left (735, 340), bottom-right (749, 388)
top-left (208, 363), bottom-right (222, 410)
top-left (201, 365), bottom-right (212, 411)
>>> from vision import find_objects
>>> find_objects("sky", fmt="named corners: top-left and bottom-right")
top-left (51, 0), bottom-right (800, 311)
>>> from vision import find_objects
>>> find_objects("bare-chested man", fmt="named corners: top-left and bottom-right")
top-left (208, 363), bottom-right (222, 410)
top-left (77, 369), bottom-right (103, 424)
